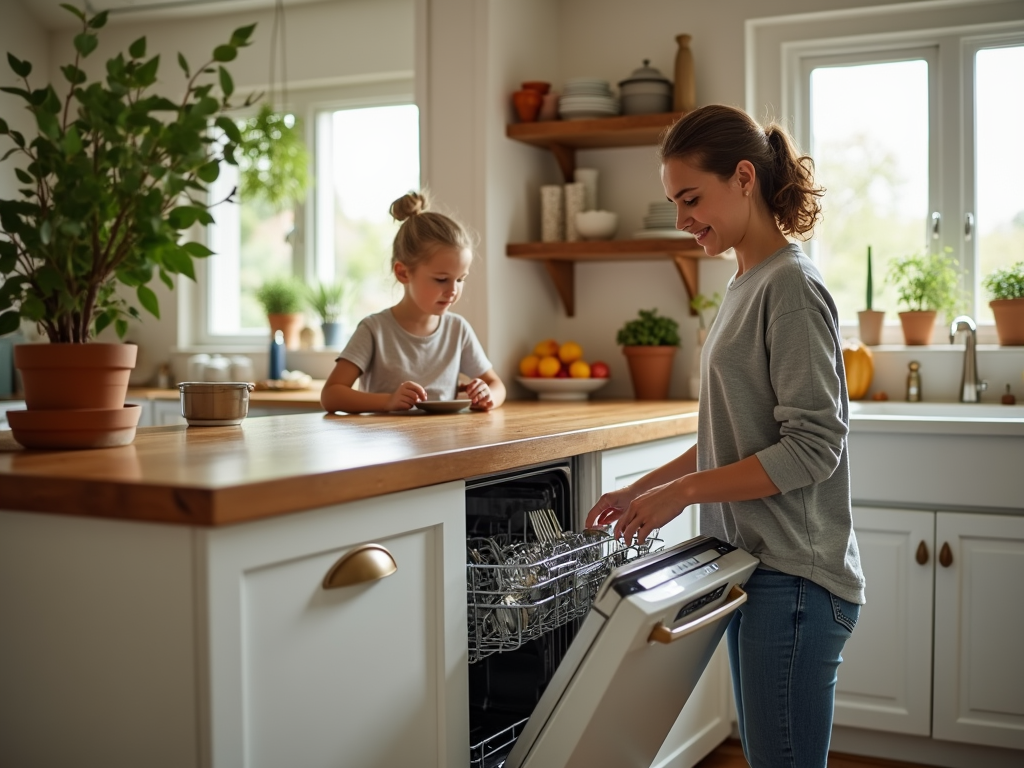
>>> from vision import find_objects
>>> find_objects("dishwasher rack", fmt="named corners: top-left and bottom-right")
top-left (467, 525), bottom-right (659, 663)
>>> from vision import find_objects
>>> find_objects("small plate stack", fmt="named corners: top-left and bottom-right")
top-left (558, 79), bottom-right (620, 120)
top-left (634, 201), bottom-right (693, 239)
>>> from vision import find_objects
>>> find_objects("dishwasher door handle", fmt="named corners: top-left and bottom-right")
top-left (648, 584), bottom-right (747, 644)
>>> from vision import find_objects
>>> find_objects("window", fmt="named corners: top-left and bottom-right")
top-left (748, 1), bottom-right (1024, 336)
top-left (195, 79), bottom-right (418, 347)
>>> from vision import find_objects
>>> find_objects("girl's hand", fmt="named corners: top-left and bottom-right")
top-left (614, 480), bottom-right (688, 545)
top-left (387, 381), bottom-right (428, 411)
top-left (585, 484), bottom-right (641, 530)
top-left (464, 378), bottom-right (494, 410)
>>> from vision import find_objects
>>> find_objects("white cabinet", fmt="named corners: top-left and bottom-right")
top-left (152, 398), bottom-right (187, 425)
top-left (933, 512), bottom-right (1024, 751)
top-left (836, 508), bottom-right (1024, 752)
top-left (0, 482), bottom-right (469, 768)
top-left (593, 434), bottom-right (733, 768)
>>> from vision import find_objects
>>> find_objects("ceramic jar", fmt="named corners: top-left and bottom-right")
top-left (618, 59), bottom-right (672, 115)
top-left (512, 89), bottom-right (543, 122)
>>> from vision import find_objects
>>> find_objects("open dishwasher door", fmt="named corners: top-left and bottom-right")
top-left (504, 535), bottom-right (758, 768)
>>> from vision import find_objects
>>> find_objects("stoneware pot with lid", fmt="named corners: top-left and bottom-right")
top-left (618, 60), bottom-right (673, 115)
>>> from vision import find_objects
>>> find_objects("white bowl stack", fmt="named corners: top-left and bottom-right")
top-left (634, 201), bottom-right (693, 239)
top-left (558, 79), bottom-right (620, 120)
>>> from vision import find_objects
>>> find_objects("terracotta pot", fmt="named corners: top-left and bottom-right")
top-left (898, 311), bottom-right (937, 345)
top-left (512, 89), bottom-right (543, 122)
top-left (857, 310), bottom-right (885, 346)
top-left (990, 298), bottom-right (1024, 345)
top-left (7, 403), bottom-right (142, 450)
top-left (622, 345), bottom-right (678, 400)
top-left (14, 343), bottom-right (137, 411)
top-left (268, 312), bottom-right (304, 350)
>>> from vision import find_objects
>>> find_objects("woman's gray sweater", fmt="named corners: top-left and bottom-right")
top-left (698, 243), bottom-right (866, 604)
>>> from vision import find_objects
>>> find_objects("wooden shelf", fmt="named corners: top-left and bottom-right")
top-left (506, 239), bottom-right (721, 317)
top-left (506, 112), bottom-right (684, 180)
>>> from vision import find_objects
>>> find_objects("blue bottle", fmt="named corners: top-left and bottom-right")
top-left (268, 330), bottom-right (285, 380)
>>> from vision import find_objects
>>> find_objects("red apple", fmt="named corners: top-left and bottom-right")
top-left (590, 361), bottom-right (610, 378)
top-left (555, 368), bottom-right (570, 378)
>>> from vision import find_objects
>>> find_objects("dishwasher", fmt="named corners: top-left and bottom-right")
top-left (465, 460), bottom-right (759, 768)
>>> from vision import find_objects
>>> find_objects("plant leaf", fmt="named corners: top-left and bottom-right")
top-left (63, 125), bottom-right (82, 156)
top-left (15, 168), bottom-right (33, 184)
top-left (59, 3), bottom-right (86, 22)
top-left (0, 310), bottom-right (21, 336)
top-left (35, 110), bottom-right (60, 140)
top-left (218, 66), bottom-right (234, 98)
top-left (87, 10), bottom-right (109, 28)
top-left (137, 284), bottom-right (160, 319)
top-left (230, 24), bottom-right (257, 47)
top-left (73, 33), bottom-right (99, 58)
top-left (0, 117), bottom-right (7, 134)
top-left (94, 310), bottom-right (113, 336)
top-left (61, 64), bottom-right (87, 85)
top-left (158, 269), bottom-right (174, 290)
top-left (136, 55), bottom-right (160, 86)
top-left (7, 53), bottom-right (31, 79)
top-left (213, 45), bottom-right (237, 63)
top-left (177, 52), bottom-right (190, 77)
top-left (215, 116), bottom-right (242, 143)
top-left (129, 36), bottom-right (146, 59)
top-left (182, 241), bottom-right (214, 258)
top-left (196, 161), bottom-right (220, 183)
top-left (114, 318), bottom-right (128, 338)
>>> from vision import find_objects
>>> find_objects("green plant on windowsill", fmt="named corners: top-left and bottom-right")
top-left (983, 262), bottom-right (1024, 301)
top-left (306, 280), bottom-right (351, 324)
top-left (887, 249), bottom-right (960, 314)
top-left (983, 261), bottom-right (1024, 346)
top-left (255, 276), bottom-right (306, 315)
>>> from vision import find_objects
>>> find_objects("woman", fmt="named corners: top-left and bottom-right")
top-left (586, 104), bottom-right (864, 768)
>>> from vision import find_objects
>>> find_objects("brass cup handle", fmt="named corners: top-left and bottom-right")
top-left (322, 544), bottom-right (397, 589)
top-left (939, 542), bottom-right (953, 568)
top-left (649, 584), bottom-right (747, 645)
top-left (916, 540), bottom-right (929, 565)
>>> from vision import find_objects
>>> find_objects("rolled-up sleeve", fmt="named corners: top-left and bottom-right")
top-left (755, 307), bottom-right (848, 494)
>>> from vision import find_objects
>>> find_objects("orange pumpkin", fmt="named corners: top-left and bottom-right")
top-left (842, 338), bottom-right (874, 400)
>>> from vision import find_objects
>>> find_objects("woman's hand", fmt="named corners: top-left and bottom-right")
top-left (613, 480), bottom-right (690, 545)
top-left (464, 378), bottom-right (494, 410)
top-left (387, 381), bottom-right (428, 411)
top-left (585, 484), bottom-right (641, 531)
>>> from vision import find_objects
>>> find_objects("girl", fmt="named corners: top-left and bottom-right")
top-left (586, 105), bottom-right (864, 768)
top-left (320, 192), bottom-right (506, 414)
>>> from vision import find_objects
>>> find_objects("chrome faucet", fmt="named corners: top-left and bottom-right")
top-left (949, 316), bottom-right (987, 402)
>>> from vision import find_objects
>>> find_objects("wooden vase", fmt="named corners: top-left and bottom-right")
top-left (990, 298), bottom-right (1024, 345)
top-left (898, 311), bottom-right (937, 346)
top-left (673, 34), bottom-right (696, 113)
top-left (622, 345), bottom-right (677, 400)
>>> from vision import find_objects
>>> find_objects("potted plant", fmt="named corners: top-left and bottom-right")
top-left (307, 280), bottom-right (350, 347)
top-left (887, 249), bottom-right (959, 345)
top-left (0, 4), bottom-right (255, 448)
top-left (256, 276), bottom-right (306, 350)
top-left (857, 245), bottom-right (885, 346)
top-left (688, 292), bottom-right (720, 399)
top-left (616, 308), bottom-right (681, 400)
top-left (983, 261), bottom-right (1024, 346)
top-left (236, 104), bottom-right (310, 210)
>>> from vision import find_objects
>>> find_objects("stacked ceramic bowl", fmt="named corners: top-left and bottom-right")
top-left (558, 79), bottom-right (620, 120)
top-left (634, 201), bottom-right (693, 239)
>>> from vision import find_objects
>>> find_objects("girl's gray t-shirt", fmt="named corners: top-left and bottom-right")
top-left (699, 243), bottom-right (866, 604)
top-left (338, 309), bottom-right (492, 401)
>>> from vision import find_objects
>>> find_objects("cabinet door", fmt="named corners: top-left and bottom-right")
top-left (598, 435), bottom-right (732, 768)
top-left (833, 507), bottom-right (935, 735)
top-left (152, 399), bottom-right (187, 426)
top-left (203, 482), bottom-right (469, 768)
top-left (933, 512), bottom-right (1024, 750)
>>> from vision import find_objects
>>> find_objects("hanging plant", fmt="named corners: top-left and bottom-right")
top-left (235, 103), bottom-right (310, 210)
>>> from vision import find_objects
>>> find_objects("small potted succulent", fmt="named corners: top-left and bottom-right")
top-left (857, 245), bottom-right (885, 346)
top-left (887, 250), bottom-right (960, 345)
top-left (616, 308), bottom-right (681, 400)
top-left (983, 261), bottom-right (1024, 346)
top-left (255, 276), bottom-right (307, 350)
top-left (307, 280), bottom-right (351, 347)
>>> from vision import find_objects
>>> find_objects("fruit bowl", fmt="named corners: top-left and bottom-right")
top-left (517, 376), bottom-right (609, 401)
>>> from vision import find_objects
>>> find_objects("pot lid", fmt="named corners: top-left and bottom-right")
top-left (619, 59), bottom-right (671, 86)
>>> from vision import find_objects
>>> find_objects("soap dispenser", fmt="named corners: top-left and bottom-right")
top-left (906, 361), bottom-right (921, 402)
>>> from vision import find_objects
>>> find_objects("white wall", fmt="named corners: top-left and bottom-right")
top-left (38, 0), bottom-right (413, 383)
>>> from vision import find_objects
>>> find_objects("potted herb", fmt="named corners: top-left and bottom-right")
top-left (0, 4), bottom-right (254, 448)
top-left (983, 261), bottom-right (1024, 346)
top-left (256, 276), bottom-right (306, 349)
top-left (307, 280), bottom-right (351, 347)
top-left (887, 250), bottom-right (960, 345)
top-left (857, 245), bottom-right (885, 345)
top-left (616, 308), bottom-right (681, 400)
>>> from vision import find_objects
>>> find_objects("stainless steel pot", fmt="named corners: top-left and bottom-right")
top-left (178, 381), bottom-right (254, 426)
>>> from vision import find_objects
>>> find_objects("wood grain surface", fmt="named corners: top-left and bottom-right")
top-left (128, 381), bottom-right (327, 406)
top-left (0, 400), bottom-right (698, 526)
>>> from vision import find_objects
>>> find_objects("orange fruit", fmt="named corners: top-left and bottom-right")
top-left (534, 338), bottom-right (559, 357)
top-left (558, 341), bottom-right (583, 364)
top-left (519, 354), bottom-right (540, 377)
top-left (537, 355), bottom-right (562, 378)
top-left (569, 360), bottom-right (591, 378)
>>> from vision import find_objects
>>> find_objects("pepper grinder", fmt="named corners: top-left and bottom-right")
top-left (906, 360), bottom-right (921, 402)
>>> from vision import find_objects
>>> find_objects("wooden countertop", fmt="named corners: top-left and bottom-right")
top-left (0, 401), bottom-right (698, 527)
top-left (128, 381), bottom-right (326, 407)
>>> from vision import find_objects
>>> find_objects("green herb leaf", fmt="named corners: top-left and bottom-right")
top-left (137, 284), bottom-right (160, 318)
top-left (0, 310), bottom-right (21, 336)
top-left (218, 66), bottom-right (234, 98)
top-left (87, 10), bottom-right (109, 29)
top-left (182, 241), bottom-right (214, 258)
top-left (177, 52), bottom-right (190, 77)
top-left (59, 3), bottom-right (86, 22)
top-left (73, 33), bottom-right (99, 57)
top-left (115, 318), bottom-right (129, 338)
top-left (129, 36), bottom-right (147, 59)
top-left (7, 54), bottom-right (31, 79)
top-left (230, 24), bottom-right (257, 47)
top-left (213, 45), bottom-right (237, 63)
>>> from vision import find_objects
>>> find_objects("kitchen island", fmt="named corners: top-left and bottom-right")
top-left (0, 400), bottom-right (706, 768)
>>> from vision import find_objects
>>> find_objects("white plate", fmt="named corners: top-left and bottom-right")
top-left (415, 399), bottom-right (473, 413)
top-left (633, 229), bottom-right (695, 239)
top-left (517, 377), bottom-right (609, 401)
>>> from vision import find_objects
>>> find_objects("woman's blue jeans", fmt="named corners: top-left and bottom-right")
top-left (726, 567), bottom-right (860, 768)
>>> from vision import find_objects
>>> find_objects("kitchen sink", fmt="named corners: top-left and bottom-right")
top-left (849, 401), bottom-right (1024, 420)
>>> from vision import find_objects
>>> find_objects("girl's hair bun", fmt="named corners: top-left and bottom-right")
top-left (389, 191), bottom-right (429, 222)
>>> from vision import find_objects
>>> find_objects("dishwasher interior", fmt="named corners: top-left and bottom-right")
top-left (465, 461), bottom-right (657, 767)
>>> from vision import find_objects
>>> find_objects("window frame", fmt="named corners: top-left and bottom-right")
top-left (746, 0), bottom-right (1024, 343)
top-left (181, 75), bottom-right (415, 350)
